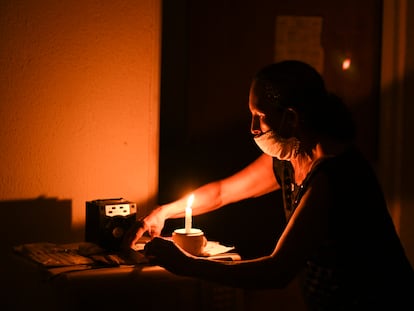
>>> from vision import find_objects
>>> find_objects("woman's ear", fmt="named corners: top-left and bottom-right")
top-left (279, 107), bottom-right (298, 138)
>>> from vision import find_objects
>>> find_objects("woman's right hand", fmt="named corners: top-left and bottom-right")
top-left (123, 207), bottom-right (167, 250)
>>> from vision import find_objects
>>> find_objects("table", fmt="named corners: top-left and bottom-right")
top-left (6, 241), bottom-right (306, 311)
top-left (6, 245), bottom-right (244, 311)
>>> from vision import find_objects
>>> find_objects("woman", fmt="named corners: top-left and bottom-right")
top-left (126, 60), bottom-right (414, 310)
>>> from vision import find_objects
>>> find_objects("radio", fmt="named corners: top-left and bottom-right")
top-left (85, 198), bottom-right (137, 251)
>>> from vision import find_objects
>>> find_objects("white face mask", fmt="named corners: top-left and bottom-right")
top-left (254, 130), bottom-right (299, 160)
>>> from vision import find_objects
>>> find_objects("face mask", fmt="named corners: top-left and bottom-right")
top-left (254, 130), bottom-right (299, 160)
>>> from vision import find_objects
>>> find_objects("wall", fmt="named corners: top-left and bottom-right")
top-left (0, 1), bottom-right (161, 309)
top-left (379, 0), bottom-right (414, 266)
top-left (402, 0), bottom-right (414, 264)
top-left (0, 0), bottom-right (161, 248)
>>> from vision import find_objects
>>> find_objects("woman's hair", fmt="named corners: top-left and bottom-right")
top-left (254, 60), bottom-right (356, 142)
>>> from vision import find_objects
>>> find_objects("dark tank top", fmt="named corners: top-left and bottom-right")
top-left (272, 147), bottom-right (414, 310)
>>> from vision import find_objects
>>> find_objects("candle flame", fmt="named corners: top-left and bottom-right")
top-left (187, 194), bottom-right (194, 207)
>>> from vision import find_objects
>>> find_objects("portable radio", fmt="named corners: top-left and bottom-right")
top-left (85, 198), bottom-right (137, 251)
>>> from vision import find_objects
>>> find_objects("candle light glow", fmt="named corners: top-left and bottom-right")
top-left (185, 194), bottom-right (194, 233)
top-left (342, 58), bottom-right (351, 71)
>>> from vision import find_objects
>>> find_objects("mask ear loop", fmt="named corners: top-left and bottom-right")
top-left (278, 107), bottom-right (298, 138)
top-left (279, 107), bottom-right (301, 157)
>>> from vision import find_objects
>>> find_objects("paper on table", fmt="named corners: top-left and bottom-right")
top-left (202, 241), bottom-right (235, 257)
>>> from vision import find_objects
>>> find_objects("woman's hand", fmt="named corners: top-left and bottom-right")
top-left (144, 237), bottom-right (193, 275)
top-left (123, 207), bottom-right (167, 250)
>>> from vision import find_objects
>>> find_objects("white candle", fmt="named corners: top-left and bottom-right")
top-left (185, 194), bottom-right (194, 233)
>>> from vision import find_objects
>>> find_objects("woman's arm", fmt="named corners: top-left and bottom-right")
top-left (164, 153), bottom-right (279, 218)
top-left (145, 171), bottom-right (331, 290)
top-left (128, 153), bottom-right (279, 246)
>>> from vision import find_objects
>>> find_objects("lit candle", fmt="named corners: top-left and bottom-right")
top-left (185, 194), bottom-right (194, 233)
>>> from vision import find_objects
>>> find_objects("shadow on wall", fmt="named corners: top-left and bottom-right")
top-left (0, 197), bottom-right (77, 251)
top-left (0, 197), bottom-right (81, 311)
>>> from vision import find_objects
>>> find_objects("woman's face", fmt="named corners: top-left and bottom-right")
top-left (249, 80), bottom-right (283, 137)
top-left (249, 80), bottom-right (300, 160)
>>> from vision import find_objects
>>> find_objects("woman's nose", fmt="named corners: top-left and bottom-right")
top-left (251, 116), bottom-right (262, 135)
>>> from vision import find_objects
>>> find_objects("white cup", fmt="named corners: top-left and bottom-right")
top-left (172, 228), bottom-right (207, 256)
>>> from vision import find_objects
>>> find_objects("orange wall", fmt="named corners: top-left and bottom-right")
top-left (0, 1), bottom-right (161, 242)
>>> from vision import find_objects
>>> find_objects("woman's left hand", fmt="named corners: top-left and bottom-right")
top-left (144, 237), bottom-right (193, 275)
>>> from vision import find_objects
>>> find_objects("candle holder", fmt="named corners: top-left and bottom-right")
top-left (172, 228), bottom-right (207, 256)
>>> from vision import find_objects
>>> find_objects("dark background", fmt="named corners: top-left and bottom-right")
top-left (158, 0), bottom-right (382, 258)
